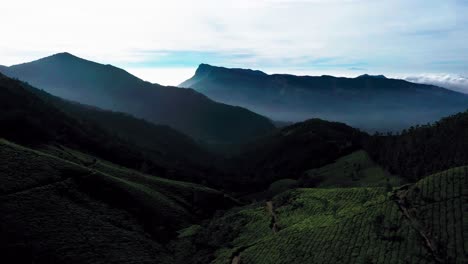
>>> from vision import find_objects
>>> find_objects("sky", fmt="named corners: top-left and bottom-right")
top-left (1, 0), bottom-right (467, 91)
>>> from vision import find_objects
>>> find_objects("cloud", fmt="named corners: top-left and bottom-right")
top-left (403, 74), bottom-right (468, 94)
top-left (126, 67), bottom-right (196, 86)
top-left (1, 0), bottom-right (467, 82)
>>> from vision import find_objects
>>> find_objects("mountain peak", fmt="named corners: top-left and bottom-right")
top-left (195, 63), bottom-right (215, 75)
top-left (45, 52), bottom-right (82, 61)
top-left (195, 63), bottom-right (267, 77)
top-left (356, 74), bottom-right (387, 79)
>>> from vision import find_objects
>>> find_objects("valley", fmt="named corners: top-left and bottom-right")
top-left (1, 55), bottom-right (467, 263)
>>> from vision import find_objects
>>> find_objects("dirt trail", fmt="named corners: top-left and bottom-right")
top-left (266, 201), bottom-right (279, 233)
top-left (392, 187), bottom-right (444, 263)
top-left (229, 202), bottom-right (278, 263)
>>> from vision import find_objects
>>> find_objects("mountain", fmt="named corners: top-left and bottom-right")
top-left (28, 86), bottom-right (212, 167)
top-left (0, 73), bottom-right (234, 189)
top-left (180, 64), bottom-right (468, 131)
top-left (0, 54), bottom-right (274, 144)
top-left (357, 73), bottom-right (387, 79)
top-left (365, 110), bottom-right (468, 181)
top-left (0, 74), bottom-right (239, 263)
top-left (2, 70), bottom-right (468, 263)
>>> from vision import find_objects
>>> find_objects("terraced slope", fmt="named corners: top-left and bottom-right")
top-left (175, 167), bottom-right (468, 263)
top-left (0, 139), bottom-right (234, 263)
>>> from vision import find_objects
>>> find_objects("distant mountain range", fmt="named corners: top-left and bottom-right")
top-left (0, 54), bottom-right (274, 144)
top-left (180, 64), bottom-right (468, 131)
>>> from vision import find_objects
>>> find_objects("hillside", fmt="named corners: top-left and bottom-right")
top-left (0, 139), bottom-right (235, 263)
top-left (230, 119), bottom-right (366, 190)
top-left (173, 166), bottom-right (468, 263)
top-left (365, 111), bottom-right (468, 182)
top-left (27, 86), bottom-right (213, 168)
top-left (180, 64), bottom-right (468, 131)
top-left (0, 73), bottom-right (234, 189)
top-left (0, 54), bottom-right (274, 144)
top-left (299, 150), bottom-right (402, 188)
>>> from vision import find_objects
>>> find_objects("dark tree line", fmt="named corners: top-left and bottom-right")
top-left (365, 110), bottom-right (468, 181)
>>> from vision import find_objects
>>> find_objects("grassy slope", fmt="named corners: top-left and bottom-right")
top-left (231, 119), bottom-right (366, 191)
top-left (175, 167), bottom-right (468, 264)
top-left (0, 139), bottom-right (234, 263)
top-left (302, 150), bottom-right (403, 188)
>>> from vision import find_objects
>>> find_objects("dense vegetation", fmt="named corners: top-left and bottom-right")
top-left (0, 53), bottom-right (275, 144)
top-left (173, 167), bottom-right (468, 263)
top-left (0, 73), bottom-right (244, 190)
top-left (181, 63), bottom-right (468, 132)
top-left (230, 119), bottom-right (366, 190)
top-left (0, 139), bottom-right (235, 263)
top-left (299, 150), bottom-right (402, 189)
top-left (366, 111), bottom-right (468, 182)
top-left (2, 60), bottom-right (468, 263)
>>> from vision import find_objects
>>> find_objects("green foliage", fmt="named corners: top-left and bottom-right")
top-left (175, 168), bottom-right (468, 263)
top-left (0, 73), bottom-right (239, 191)
top-left (300, 150), bottom-right (402, 188)
top-left (366, 111), bottom-right (468, 182)
top-left (0, 139), bottom-right (235, 263)
top-left (233, 118), bottom-right (366, 191)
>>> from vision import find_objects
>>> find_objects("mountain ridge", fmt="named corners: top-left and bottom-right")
top-left (0, 54), bottom-right (275, 144)
top-left (180, 63), bottom-right (468, 131)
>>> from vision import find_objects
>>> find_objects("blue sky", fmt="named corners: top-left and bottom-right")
top-left (1, 0), bottom-right (467, 89)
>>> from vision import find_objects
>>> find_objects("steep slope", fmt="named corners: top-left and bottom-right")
top-left (27, 86), bottom-right (213, 168)
top-left (0, 139), bottom-right (234, 263)
top-left (173, 166), bottom-right (468, 264)
top-left (0, 73), bottom-right (227, 188)
top-left (230, 119), bottom-right (366, 190)
top-left (1, 54), bottom-right (274, 143)
top-left (365, 110), bottom-right (468, 182)
top-left (181, 64), bottom-right (468, 131)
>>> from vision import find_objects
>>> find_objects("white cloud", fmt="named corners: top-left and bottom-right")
top-left (402, 74), bottom-right (468, 94)
top-left (0, 0), bottom-right (467, 82)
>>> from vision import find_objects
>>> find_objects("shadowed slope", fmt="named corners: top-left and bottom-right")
top-left (1, 54), bottom-right (274, 143)
top-left (0, 139), bottom-right (235, 264)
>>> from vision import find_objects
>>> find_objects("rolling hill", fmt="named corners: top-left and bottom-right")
top-left (0, 139), bottom-right (235, 264)
top-left (0, 73), bottom-right (239, 263)
top-left (180, 64), bottom-right (468, 132)
top-left (229, 119), bottom-right (367, 190)
top-left (0, 53), bottom-right (274, 144)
